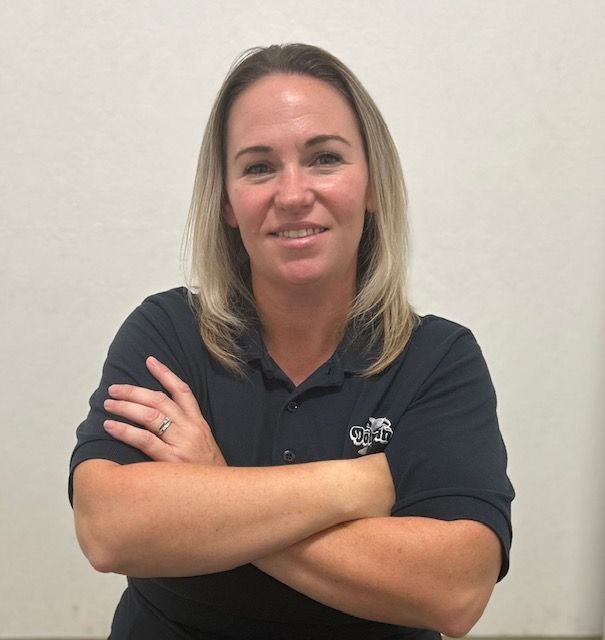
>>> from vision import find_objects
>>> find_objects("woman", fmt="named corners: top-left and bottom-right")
top-left (70, 44), bottom-right (514, 639)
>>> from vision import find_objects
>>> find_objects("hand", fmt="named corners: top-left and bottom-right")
top-left (103, 356), bottom-right (226, 466)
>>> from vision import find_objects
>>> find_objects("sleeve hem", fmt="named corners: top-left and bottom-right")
top-left (68, 439), bottom-right (150, 506)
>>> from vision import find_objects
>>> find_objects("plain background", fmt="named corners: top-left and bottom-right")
top-left (1, 1), bottom-right (604, 637)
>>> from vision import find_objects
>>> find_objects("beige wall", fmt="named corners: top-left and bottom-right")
top-left (1, 1), bottom-right (604, 636)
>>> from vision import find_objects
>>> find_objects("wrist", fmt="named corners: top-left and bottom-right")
top-left (333, 455), bottom-right (395, 520)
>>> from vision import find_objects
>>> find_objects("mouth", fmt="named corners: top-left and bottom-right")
top-left (271, 227), bottom-right (327, 239)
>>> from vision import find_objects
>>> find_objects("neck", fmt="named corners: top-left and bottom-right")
top-left (253, 277), bottom-right (356, 385)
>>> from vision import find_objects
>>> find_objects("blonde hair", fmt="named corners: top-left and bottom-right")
top-left (184, 43), bottom-right (417, 376)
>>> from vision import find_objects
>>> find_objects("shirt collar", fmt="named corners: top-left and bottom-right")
top-left (240, 321), bottom-right (265, 363)
top-left (334, 324), bottom-right (379, 374)
top-left (240, 321), bottom-right (378, 378)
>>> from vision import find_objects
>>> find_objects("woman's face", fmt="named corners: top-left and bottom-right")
top-left (223, 73), bottom-right (373, 295)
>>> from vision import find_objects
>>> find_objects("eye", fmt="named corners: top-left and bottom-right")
top-left (243, 162), bottom-right (273, 176)
top-left (313, 152), bottom-right (341, 166)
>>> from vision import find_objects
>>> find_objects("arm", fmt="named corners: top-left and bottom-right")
top-left (250, 328), bottom-right (512, 634)
top-left (77, 353), bottom-right (509, 634)
top-left (73, 358), bottom-right (394, 576)
top-left (73, 453), bottom-right (393, 578)
top-left (254, 515), bottom-right (501, 637)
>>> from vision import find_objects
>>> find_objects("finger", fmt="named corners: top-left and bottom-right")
top-left (104, 420), bottom-right (176, 462)
top-left (107, 384), bottom-right (182, 424)
top-left (146, 356), bottom-right (202, 418)
top-left (104, 398), bottom-right (172, 434)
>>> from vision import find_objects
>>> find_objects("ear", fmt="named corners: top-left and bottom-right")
top-left (222, 200), bottom-right (238, 229)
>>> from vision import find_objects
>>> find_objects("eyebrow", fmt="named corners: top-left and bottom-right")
top-left (233, 135), bottom-right (351, 162)
top-left (305, 134), bottom-right (351, 148)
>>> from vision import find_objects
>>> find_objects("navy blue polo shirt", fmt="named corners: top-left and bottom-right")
top-left (69, 287), bottom-right (514, 640)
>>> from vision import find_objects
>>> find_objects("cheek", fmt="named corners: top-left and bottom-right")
top-left (327, 177), bottom-right (370, 220)
top-left (227, 186), bottom-right (269, 228)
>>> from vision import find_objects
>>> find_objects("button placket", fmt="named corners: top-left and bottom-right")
top-left (277, 396), bottom-right (302, 464)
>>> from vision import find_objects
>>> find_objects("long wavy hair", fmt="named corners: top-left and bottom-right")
top-left (183, 43), bottom-right (417, 376)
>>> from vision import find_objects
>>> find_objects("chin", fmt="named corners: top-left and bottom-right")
top-left (255, 260), bottom-right (356, 291)
top-left (280, 266), bottom-right (352, 289)
top-left (281, 272), bottom-right (325, 287)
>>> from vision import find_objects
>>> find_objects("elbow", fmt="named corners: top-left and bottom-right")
top-left (72, 460), bottom-right (130, 575)
top-left (382, 580), bottom-right (493, 635)
top-left (437, 584), bottom-right (494, 638)
top-left (74, 510), bottom-right (124, 575)
top-left (440, 617), bottom-right (475, 639)
top-left (84, 546), bottom-right (118, 575)
top-left (83, 537), bottom-right (121, 575)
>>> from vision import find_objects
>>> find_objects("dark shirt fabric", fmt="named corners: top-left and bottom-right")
top-left (69, 287), bottom-right (514, 640)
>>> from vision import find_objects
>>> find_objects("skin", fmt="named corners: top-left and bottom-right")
top-left (223, 73), bottom-right (374, 293)
top-left (223, 74), bottom-right (375, 383)
top-left (75, 359), bottom-right (395, 574)
top-left (72, 74), bottom-right (501, 635)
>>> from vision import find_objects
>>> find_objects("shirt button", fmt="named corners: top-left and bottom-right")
top-left (286, 400), bottom-right (298, 412)
top-left (282, 449), bottom-right (296, 463)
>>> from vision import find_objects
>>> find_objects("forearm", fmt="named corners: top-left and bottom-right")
top-left (73, 456), bottom-right (390, 577)
top-left (253, 516), bottom-right (501, 637)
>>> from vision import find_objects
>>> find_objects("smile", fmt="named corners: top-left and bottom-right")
top-left (272, 227), bottom-right (327, 239)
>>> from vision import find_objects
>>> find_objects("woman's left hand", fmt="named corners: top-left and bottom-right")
top-left (103, 356), bottom-right (226, 466)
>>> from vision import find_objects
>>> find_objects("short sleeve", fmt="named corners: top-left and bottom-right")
top-left (68, 289), bottom-right (200, 504)
top-left (384, 329), bottom-right (514, 580)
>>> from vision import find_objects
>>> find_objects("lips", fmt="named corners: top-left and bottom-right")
top-left (272, 227), bottom-right (327, 239)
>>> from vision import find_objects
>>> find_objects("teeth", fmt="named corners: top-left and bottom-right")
top-left (275, 227), bottom-right (325, 239)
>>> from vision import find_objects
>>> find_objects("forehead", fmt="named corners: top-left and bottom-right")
top-left (225, 73), bottom-right (361, 150)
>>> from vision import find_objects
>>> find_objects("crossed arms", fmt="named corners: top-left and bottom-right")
top-left (72, 357), bottom-right (501, 636)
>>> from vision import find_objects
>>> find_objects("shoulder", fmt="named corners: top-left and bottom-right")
top-left (386, 314), bottom-right (492, 399)
top-left (107, 287), bottom-right (204, 367)
top-left (411, 314), bottom-right (475, 346)
top-left (404, 314), bottom-right (483, 367)
top-left (119, 287), bottom-right (199, 338)
top-left (137, 286), bottom-right (197, 320)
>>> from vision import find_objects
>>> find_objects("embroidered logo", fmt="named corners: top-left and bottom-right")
top-left (349, 417), bottom-right (393, 455)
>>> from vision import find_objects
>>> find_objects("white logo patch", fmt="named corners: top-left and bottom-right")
top-left (349, 417), bottom-right (393, 455)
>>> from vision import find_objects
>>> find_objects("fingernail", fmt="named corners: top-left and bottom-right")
top-left (147, 356), bottom-right (158, 366)
top-left (104, 421), bottom-right (115, 432)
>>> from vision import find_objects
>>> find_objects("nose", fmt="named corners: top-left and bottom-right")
top-left (274, 165), bottom-right (313, 212)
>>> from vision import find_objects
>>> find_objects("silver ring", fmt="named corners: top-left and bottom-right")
top-left (157, 416), bottom-right (172, 437)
